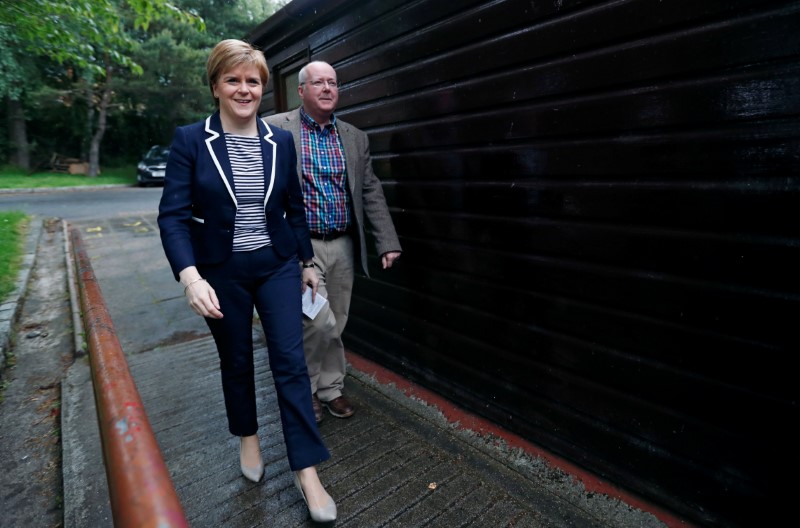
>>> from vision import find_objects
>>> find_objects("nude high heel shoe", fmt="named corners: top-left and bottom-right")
top-left (240, 437), bottom-right (264, 483)
top-left (294, 473), bottom-right (337, 522)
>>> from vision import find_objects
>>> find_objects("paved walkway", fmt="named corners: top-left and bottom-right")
top-left (0, 218), bottom-right (69, 528)
top-left (45, 213), bottom-right (674, 527)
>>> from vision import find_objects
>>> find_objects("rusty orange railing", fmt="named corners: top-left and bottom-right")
top-left (70, 226), bottom-right (188, 528)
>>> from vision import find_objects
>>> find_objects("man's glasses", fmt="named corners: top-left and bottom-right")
top-left (305, 80), bottom-right (339, 89)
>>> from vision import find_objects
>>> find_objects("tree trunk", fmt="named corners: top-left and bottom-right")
top-left (6, 96), bottom-right (30, 171)
top-left (83, 82), bottom-right (93, 163)
top-left (87, 60), bottom-right (112, 178)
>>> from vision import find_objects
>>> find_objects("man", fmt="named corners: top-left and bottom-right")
top-left (264, 61), bottom-right (402, 422)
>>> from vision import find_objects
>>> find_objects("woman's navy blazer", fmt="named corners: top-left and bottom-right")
top-left (158, 112), bottom-right (314, 281)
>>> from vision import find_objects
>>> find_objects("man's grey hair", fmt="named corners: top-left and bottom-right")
top-left (298, 61), bottom-right (335, 85)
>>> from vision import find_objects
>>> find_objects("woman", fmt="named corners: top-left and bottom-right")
top-left (158, 39), bottom-right (336, 523)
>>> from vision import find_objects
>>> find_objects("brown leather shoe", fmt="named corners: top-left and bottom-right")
top-left (312, 393), bottom-right (323, 423)
top-left (322, 395), bottom-right (355, 418)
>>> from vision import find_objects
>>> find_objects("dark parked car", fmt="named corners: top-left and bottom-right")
top-left (136, 145), bottom-right (170, 186)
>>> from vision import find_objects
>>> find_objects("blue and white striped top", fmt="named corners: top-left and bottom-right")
top-left (225, 133), bottom-right (271, 252)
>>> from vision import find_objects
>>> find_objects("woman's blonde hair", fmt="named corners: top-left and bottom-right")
top-left (206, 39), bottom-right (269, 107)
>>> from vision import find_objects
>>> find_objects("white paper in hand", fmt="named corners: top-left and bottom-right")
top-left (302, 288), bottom-right (327, 319)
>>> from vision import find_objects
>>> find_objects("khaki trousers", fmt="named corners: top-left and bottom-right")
top-left (304, 236), bottom-right (354, 402)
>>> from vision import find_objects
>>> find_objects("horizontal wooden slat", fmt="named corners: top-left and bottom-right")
top-left (382, 179), bottom-right (800, 234)
top-left (361, 61), bottom-right (800, 153)
top-left (371, 121), bottom-right (800, 180)
top-left (393, 238), bottom-right (797, 346)
top-left (351, 274), bottom-right (795, 416)
top-left (390, 211), bottom-right (800, 295)
top-left (355, 260), bottom-right (792, 396)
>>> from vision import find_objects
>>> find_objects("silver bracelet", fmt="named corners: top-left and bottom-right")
top-left (183, 277), bottom-right (206, 294)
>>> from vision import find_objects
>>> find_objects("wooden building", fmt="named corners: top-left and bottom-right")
top-left (248, 1), bottom-right (800, 525)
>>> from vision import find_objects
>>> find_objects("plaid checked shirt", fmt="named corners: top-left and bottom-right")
top-left (299, 108), bottom-right (351, 234)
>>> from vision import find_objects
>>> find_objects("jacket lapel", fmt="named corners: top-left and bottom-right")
top-left (204, 112), bottom-right (237, 205)
top-left (259, 118), bottom-right (277, 206)
top-left (281, 110), bottom-right (303, 183)
top-left (337, 120), bottom-right (359, 195)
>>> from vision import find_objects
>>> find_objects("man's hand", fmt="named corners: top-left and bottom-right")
top-left (301, 265), bottom-right (320, 302)
top-left (381, 251), bottom-right (401, 269)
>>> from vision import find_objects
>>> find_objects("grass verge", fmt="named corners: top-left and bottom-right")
top-left (0, 165), bottom-right (137, 189)
top-left (0, 211), bottom-right (29, 302)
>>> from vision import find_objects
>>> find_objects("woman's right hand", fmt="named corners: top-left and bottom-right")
top-left (180, 267), bottom-right (223, 319)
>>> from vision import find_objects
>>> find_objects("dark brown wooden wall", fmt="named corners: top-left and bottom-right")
top-left (249, 1), bottom-right (800, 525)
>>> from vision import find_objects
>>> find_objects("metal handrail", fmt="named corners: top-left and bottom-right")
top-left (70, 226), bottom-right (188, 528)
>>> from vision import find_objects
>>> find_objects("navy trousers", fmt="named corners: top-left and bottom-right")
top-left (200, 245), bottom-right (330, 471)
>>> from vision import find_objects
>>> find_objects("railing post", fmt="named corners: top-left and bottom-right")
top-left (70, 226), bottom-right (188, 528)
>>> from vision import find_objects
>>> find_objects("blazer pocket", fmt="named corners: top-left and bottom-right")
top-left (190, 224), bottom-right (232, 265)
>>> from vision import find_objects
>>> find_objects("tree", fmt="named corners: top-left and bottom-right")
top-left (117, 30), bottom-right (212, 149)
top-left (0, 24), bottom-right (35, 169)
top-left (174, 0), bottom-right (289, 43)
top-left (113, 0), bottom-right (289, 157)
top-left (2, 0), bottom-right (290, 173)
top-left (0, 0), bottom-right (203, 174)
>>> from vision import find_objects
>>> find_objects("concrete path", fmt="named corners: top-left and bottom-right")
top-left (48, 213), bottom-right (672, 527)
top-left (0, 218), bottom-right (69, 528)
